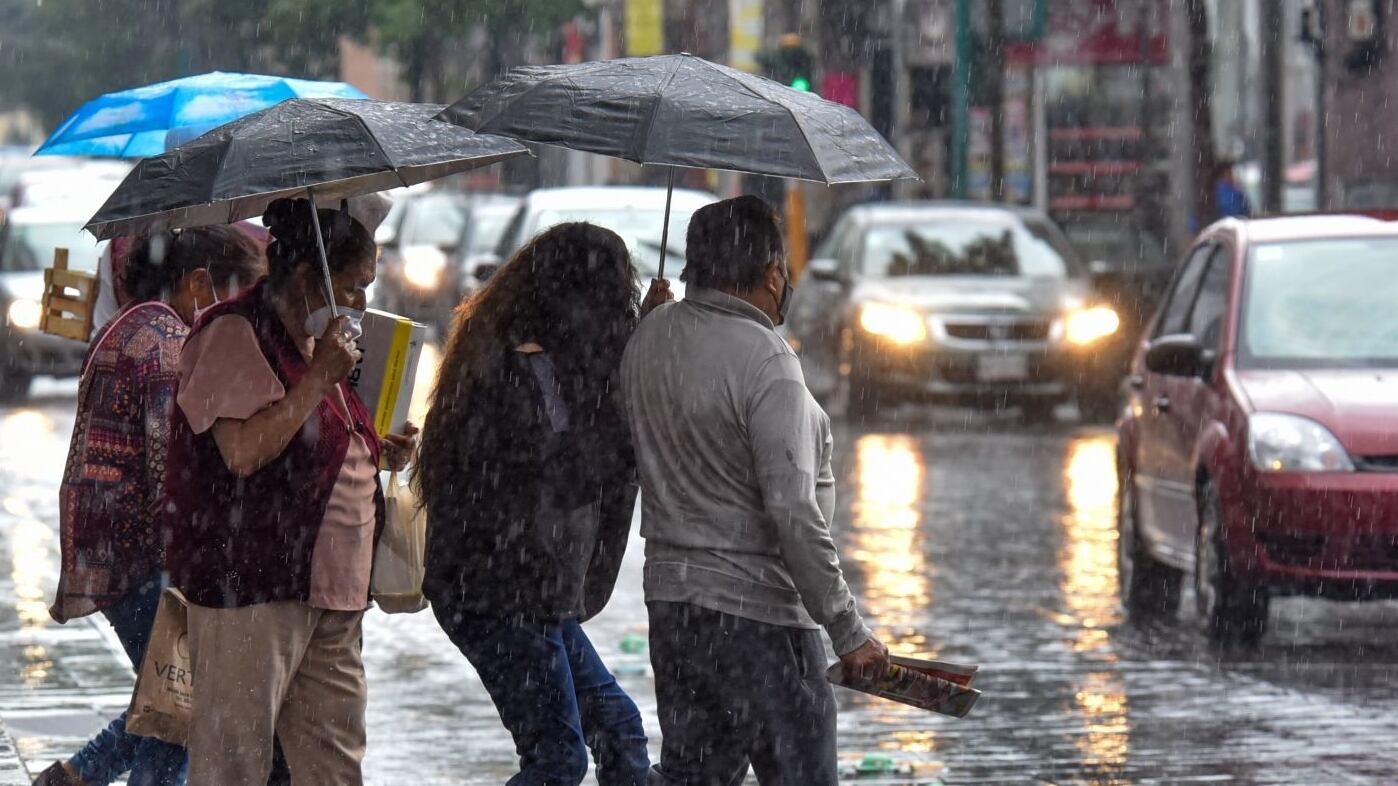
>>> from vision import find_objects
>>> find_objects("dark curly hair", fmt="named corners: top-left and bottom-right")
top-left (123, 225), bottom-right (261, 303)
top-left (261, 198), bottom-right (376, 290)
top-left (415, 222), bottom-right (639, 513)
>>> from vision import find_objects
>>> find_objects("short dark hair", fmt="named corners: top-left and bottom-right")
top-left (124, 226), bottom-right (261, 303)
top-left (681, 195), bottom-right (785, 291)
top-left (262, 197), bottom-right (376, 288)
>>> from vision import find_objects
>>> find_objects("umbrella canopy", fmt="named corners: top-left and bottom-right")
top-left (85, 98), bottom-right (529, 240)
top-left (36, 72), bottom-right (369, 158)
top-left (437, 53), bottom-right (916, 185)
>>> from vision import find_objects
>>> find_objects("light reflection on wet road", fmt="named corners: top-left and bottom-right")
top-left (3, 385), bottom-right (1398, 784)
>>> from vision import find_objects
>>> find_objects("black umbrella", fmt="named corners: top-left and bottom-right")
top-left (87, 97), bottom-right (529, 316)
top-left (437, 53), bottom-right (916, 276)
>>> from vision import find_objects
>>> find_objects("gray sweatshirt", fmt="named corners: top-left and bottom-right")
top-left (620, 286), bottom-right (871, 655)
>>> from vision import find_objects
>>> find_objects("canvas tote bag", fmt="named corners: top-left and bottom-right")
top-left (126, 587), bottom-right (192, 745)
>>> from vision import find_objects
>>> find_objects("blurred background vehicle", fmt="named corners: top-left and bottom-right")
top-left (1060, 216), bottom-right (1177, 420)
top-left (785, 201), bottom-right (1123, 421)
top-left (7, 159), bottom-right (131, 213)
top-left (0, 206), bottom-right (107, 400)
top-left (0, 152), bottom-right (85, 214)
top-left (489, 186), bottom-right (720, 301)
top-left (374, 188), bottom-right (520, 335)
top-left (1118, 215), bottom-right (1398, 643)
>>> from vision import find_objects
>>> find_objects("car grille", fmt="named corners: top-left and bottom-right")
top-left (1355, 455), bottom-right (1398, 473)
top-left (1260, 533), bottom-right (1398, 572)
top-left (1259, 533), bottom-right (1327, 567)
top-left (941, 320), bottom-right (1052, 342)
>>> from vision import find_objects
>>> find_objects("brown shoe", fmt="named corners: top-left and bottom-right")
top-left (32, 761), bottom-right (85, 786)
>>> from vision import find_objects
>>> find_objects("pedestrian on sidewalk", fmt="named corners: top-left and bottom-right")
top-left (621, 196), bottom-right (889, 785)
top-left (40, 226), bottom-right (265, 786)
top-left (416, 223), bottom-right (665, 786)
top-left (163, 197), bottom-right (416, 786)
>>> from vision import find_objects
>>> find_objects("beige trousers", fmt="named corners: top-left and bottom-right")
top-left (185, 601), bottom-right (367, 786)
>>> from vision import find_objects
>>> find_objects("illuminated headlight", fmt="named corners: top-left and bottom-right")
top-left (858, 302), bottom-right (928, 344)
top-left (1064, 305), bottom-right (1120, 345)
top-left (1248, 412), bottom-right (1354, 473)
top-left (401, 246), bottom-right (447, 291)
top-left (6, 298), bottom-right (42, 330)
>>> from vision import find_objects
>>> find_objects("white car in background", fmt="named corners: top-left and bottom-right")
top-left (490, 186), bottom-right (720, 299)
top-left (9, 160), bottom-right (132, 213)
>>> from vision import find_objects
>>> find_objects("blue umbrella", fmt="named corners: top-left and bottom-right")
top-left (35, 71), bottom-right (368, 158)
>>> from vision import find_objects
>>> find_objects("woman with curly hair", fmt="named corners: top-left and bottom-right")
top-left (416, 222), bottom-right (667, 786)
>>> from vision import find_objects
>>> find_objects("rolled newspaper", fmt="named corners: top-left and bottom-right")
top-left (826, 655), bottom-right (981, 719)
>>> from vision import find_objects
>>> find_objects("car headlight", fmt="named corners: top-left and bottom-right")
top-left (1063, 305), bottom-right (1120, 345)
top-left (1248, 412), bottom-right (1355, 472)
top-left (401, 246), bottom-right (447, 291)
top-left (6, 298), bottom-right (42, 330)
top-left (858, 302), bottom-right (928, 344)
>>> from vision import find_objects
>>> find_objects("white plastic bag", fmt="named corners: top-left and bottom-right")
top-left (371, 471), bottom-right (429, 613)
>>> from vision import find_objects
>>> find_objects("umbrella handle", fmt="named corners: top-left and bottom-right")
top-left (305, 189), bottom-right (340, 321)
top-left (657, 168), bottom-right (675, 281)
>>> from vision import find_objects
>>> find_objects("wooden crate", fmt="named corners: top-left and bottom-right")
top-left (39, 248), bottom-right (98, 342)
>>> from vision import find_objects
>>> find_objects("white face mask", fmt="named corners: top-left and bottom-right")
top-left (304, 296), bottom-right (364, 341)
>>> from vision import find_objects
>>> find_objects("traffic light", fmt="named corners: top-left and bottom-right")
top-left (759, 34), bottom-right (814, 92)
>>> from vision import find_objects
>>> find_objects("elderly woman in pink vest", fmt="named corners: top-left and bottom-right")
top-left (164, 197), bottom-right (415, 786)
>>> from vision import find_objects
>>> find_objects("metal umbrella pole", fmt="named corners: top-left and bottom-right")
top-left (305, 188), bottom-right (340, 319)
top-left (656, 167), bottom-right (676, 280)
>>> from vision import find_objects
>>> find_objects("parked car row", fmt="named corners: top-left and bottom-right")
top-left (374, 189), bottom-right (522, 334)
top-left (372, 185), bottom-right (716, 336)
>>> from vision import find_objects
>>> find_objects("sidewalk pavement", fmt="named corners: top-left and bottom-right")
top-left (0, 401), bottom-right (138, 783)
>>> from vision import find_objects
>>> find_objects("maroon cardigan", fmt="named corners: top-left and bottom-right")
top-left (164, 281), bottom-right (385, 608)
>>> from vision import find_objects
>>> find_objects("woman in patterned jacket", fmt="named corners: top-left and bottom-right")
top-left (38, 226), bottom-right (263, 786)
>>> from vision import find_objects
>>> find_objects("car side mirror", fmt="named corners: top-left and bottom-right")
top-left (1145, 333), bottom-right (1214, 378)
top-left (805, 257), bottom-right (844, 284)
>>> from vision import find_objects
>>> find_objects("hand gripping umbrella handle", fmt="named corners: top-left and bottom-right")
top-left (306, 189), bottom-right (340, 320)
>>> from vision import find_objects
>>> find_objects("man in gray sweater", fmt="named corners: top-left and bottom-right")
top-left (622, 196), bottom-right (888, 785)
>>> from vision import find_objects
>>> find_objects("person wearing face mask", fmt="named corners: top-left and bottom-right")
top-left (38, 226), bottom-right (264, 786)
top-left (620, 196), bottom-right (888, 785)
top-left (163, 197), bottom-right (416, 786)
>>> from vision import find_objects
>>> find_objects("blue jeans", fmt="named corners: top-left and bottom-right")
top-left (70, 577), bottom-right (187, 786)
top-left (433, 606), bottom-right (650, 786)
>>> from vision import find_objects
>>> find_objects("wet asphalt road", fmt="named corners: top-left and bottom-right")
top-left (3, 381), bottom-right (1398, 785)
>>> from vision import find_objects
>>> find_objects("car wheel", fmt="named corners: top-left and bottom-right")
top-left (1118, 471), bottom-right (1183, 621)
top-left (1195, 480), bottom-right (1269, 644)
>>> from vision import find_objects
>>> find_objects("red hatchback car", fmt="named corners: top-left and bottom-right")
top-left (1117, 215), bottom-right (1398, 642)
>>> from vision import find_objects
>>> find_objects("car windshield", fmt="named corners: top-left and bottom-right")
top-left (399, 194), bottom-right (468, 247)
top-left (532, 206), bottom-right (700, 277)
top-left (0, 220), bottom-right (105, 273)
top-left (861, 219), bottom-right (1079, 278)
top-left (465, 211), bottom-right (514, 256)
top-left (1239, 239), bottom-right (1398, 369)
